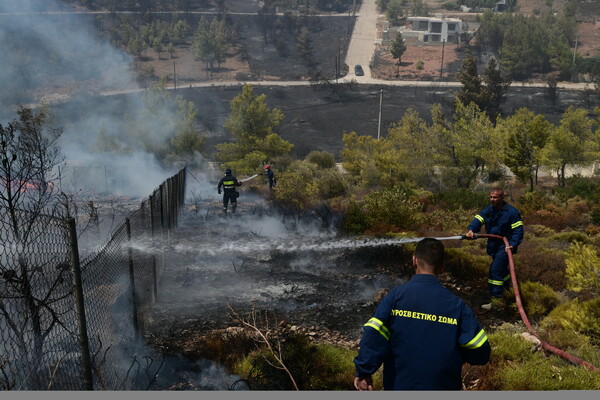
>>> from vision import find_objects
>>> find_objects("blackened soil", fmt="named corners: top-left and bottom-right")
top-left (145, 198), bottom-right (512, 358)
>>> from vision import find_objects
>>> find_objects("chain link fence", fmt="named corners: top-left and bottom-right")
top-left (0, 167), bottom-right (186, 390)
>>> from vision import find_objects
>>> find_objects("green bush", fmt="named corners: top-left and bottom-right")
top-left (518, 190), bottom-right (549, 213)
top-left (305, 150), bottom-right (336, 169)
top-left (554, 175), bottom-right (600, 202)
top-left (590, 207), bottom-right (600, 225)
top-left (488, 325), bottom-right (600, 390)
top-left (415, 60), bottom-right (424, 70)
top-left (565, 242), bottom-right (600, 294)
top-left (444, 247), bottom-right (489, 281)
top-left (318, 168), bottom-right (348, 199)
top-left (431, 189), bottom-right (488, 212)
top-left (541, 298), bottom-right (600, 346)
top-left (342, 200), bottom-right (369, 234)
top-left (496, 355), bottom-right (600, 390)
top-left (549, 231), bottom-right (590, 246)
top-left (515, 281), bottom-right (560, 320)
top-left (232, 333), bottom-right (382, 390)
top-left (363, 186), bottom-right (423, 230)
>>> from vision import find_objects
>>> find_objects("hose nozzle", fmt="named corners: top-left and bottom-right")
top-left (460, 233), bottom-right (478, 240)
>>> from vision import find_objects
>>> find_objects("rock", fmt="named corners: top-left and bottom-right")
top-left (520, 332), bottom-right (542, 348)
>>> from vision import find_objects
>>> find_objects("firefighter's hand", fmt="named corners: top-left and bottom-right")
top-left (465, 230), bottom-right (474, 239)
top-left (354, 376), bottom-right (373, 391)
top-left (218, 190), bottom-right (221, 194)
top-left (506, 245), bottom-right (513, 253)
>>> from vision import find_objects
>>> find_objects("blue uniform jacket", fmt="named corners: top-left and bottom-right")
top-left (467, 203), bottom-right (524, 255)
top-left (353, 274), bottom-right (490, 390)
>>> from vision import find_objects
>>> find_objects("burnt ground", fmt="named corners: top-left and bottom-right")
top-left (143, 195), bottom-right (509, 369)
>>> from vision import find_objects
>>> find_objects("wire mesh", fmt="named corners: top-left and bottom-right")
top-left (0, 167), bottom-right (187, 390)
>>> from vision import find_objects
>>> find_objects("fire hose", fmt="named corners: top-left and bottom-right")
top-left (464, 233), bottom-right (599, 373)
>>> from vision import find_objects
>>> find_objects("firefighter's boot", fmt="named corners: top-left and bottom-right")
top-left (223, 206), bottom-right (227, 214)
top-left (232, 203), bottom-right (237, 214)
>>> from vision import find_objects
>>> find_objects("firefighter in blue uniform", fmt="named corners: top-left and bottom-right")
top-left (353, 238), bottom-right (491, 390)
top-left (217, 169), bottom-right (242, 214)
top-left (465, 187), bottom-right (524, 301)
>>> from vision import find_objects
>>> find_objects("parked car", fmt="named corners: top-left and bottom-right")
top-left (354, 64), bottom-right (364, 76)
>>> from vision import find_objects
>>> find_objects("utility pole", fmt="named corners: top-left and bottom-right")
top-left (572, 34), bottom-right (578, 82)
top-left (377, 89), bottom-right (383, 140)
top-left (440, 39), bottom-right (446, 79)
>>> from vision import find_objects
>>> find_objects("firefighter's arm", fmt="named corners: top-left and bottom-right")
top-left (508, 212), bottom-right (524, 249)
top-left (467, 210), bottom-right (485, 235)
top-left (459, 305), bottom-right (491, 365)
top-left (353, 294), bottom-right (393, 378)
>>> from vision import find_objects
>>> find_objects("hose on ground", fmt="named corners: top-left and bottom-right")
top-left (465, 233), bottom-right (599, 373)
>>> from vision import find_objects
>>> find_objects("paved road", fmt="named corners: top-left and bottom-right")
top-left (344, 0), bottom-right (379, 81)
top-left (21, 0), bottom-right (596, 108)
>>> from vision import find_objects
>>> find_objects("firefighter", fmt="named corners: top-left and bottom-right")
top-left (465, 187), bottom-right (524, 306)
top-left (217, 169), bottom-right (242, 214)
top-left (264, 164), bottom-right (276, 190)
top-left (353, 238), bottom-right (490, 391)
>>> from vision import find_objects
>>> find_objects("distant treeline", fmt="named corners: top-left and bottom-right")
top-left (62, 0), bottom-right (360, 13)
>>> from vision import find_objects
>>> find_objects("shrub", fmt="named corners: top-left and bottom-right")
top-left (488, 324), bottom-right (600, 390)
top-left (513, 281), bottom-right (560, 320)
top-left (305, 150), bottom-right (336, 169)
top-left (341, 200), bottom-right (369, 234)
top-left (444, 247), bottom-right (489, 281)
top-left (590, 207), bottom-right (600, 225)
top-left (416, 60), bottom-right (424, 70)
top-left (511, 243), bottom-right (566, 290)
top-left (431, 189), bottom-right (488, 211)
top-left (363, 186), bottom-right (423, 231)
top-left (549, 231), bottom-right (590, 245)
top-left (540, 298), bottom-right (600, 346)
top-left (565, 242), bottom-right (600, 294)
top-left (518, 190), bottom-right (549, 214)
top-left (317, 168), bottom-right (348, 199)
top-left (232, 333), bottom-right (382, 390)
top-left (554, 175), bottom-right (600, 202)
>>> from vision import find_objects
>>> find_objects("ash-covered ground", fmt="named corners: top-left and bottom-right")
top-left (145, 195), bottom-right (414, 348)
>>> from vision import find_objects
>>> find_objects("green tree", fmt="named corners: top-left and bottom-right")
top-left (340, 131), bottom-right (387, 188)
top-left (541, 106), bottom-right (597, 187)
top-left (192, 17), bottom-right (230, 73)
top-left (390, 32), bottom-right (407, 77)
top-left (215, 85), bottom-right (292, 174)
top-left (168, 97), bottom-right (206, 163)
top-left (445, 100), bottom-right (497, 188)
top-left (385, 0), bottom-right (405, 24)
top-left (497, 108), bottom-right (552, 191)
top-left (483, 57), bottom-right (511, 123)
top-left (454, 52), bottom-right (485, 111)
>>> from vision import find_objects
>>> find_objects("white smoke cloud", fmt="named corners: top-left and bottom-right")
top-left (0, 0), bottom-right (181, 198)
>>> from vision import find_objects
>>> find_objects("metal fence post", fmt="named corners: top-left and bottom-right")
top-left (149, 194), bottom-right (158, 301)
top-left (125, 218), bottom-right (139, 336)
top-left (67, 218), bottom-right (94, 390)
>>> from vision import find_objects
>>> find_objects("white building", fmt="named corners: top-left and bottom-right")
top-left (404, 16), bottom-right (464, 43)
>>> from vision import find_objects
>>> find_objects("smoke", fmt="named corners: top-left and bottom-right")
top-left (0, 0), bottom-right (182, 198)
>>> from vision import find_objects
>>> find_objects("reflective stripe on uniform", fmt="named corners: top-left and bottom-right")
top-left (365, 317), bottom-right (391, 340)
top-left (222, 180), bottom-right (235, 188)
top-left (474, 215), bottom-right (484, 223)
top-left (503, 274), bottom-right (510, 282)
top-left (511, 221), bottom-right (523, 229)
top-left (461, 329), bottom-right (488, 350)
top-left (488, 278), bottom-right (504, 286)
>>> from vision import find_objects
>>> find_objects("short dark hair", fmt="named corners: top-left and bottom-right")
top-left (414, 238), bottom-right (444, 272)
